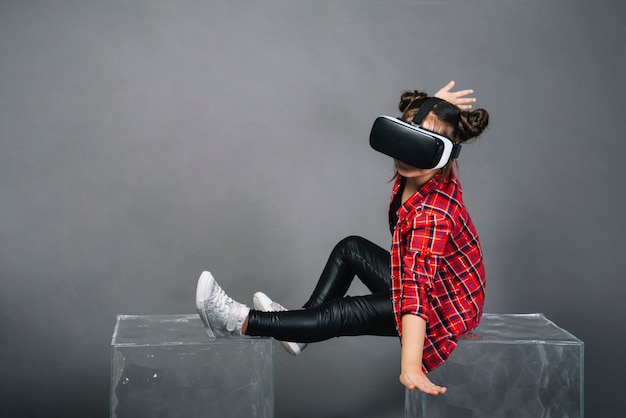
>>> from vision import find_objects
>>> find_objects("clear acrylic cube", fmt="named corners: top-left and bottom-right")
top-left (405, 313), bottom-right (584, 418)
top-left (111, 314), bottom-right (274, 418)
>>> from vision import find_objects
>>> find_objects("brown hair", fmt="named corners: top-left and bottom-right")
top-left (397, 90), bottom-right (489, 179)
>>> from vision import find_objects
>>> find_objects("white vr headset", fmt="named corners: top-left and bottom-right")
top-left (369, 97), bottom-right (461, 169)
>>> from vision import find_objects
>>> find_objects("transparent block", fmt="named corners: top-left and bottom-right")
top-left (111, 314), bottom-right (274, 418)
top-left (405, 313), bottom-right (584, 418)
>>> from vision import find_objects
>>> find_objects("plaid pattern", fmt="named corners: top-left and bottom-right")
top-left (389, 171), bottom-right (485, 372)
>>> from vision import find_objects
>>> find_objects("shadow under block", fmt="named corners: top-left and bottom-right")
top-left (405, 313), bottom-right (584, 418)
top-left (111, 314), bottom-right (274, 418)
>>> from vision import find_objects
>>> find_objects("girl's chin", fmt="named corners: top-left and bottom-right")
top-left (396, 162), bottom-right (430, 177)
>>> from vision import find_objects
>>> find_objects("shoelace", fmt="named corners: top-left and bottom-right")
top-left (211, 284), bottom-right (239, 332)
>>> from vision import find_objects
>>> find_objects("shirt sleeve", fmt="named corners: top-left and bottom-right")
top-left (400, 210), bottom-right (451, 322)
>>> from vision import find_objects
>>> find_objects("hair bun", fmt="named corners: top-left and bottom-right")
top-left (459, 108), bottom-right (489, 142)
top-left (398, 90), bottom-right (428, 113)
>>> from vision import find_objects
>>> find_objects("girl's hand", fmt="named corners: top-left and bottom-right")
top-left (435, 80), bottom-right (476, 110)
top-left (400, 367), bottom-right (447, 396)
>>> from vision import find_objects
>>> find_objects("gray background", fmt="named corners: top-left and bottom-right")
top-left (1, 0), bottom-right (624, 417)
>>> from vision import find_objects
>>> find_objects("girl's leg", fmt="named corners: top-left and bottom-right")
top-left (197, 235), bottom-right (394, 344)
top-left (302, 236), bottom-right (391, 309)
top-left (245, 293), bottom-right (397, 343)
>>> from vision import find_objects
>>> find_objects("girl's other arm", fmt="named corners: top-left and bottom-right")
top-left (399, 314), bottom-right (447, 395)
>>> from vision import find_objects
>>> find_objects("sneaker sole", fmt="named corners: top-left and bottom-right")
top-left (196, 271), bottom-right (215, 310)
top-left (196, 271), bottom-right (215, 335)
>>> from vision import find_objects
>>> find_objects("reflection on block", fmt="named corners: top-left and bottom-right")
top-left (111, 314), bottom-right (274, 418)
top-left (405, 313), bottom-right (583, 418)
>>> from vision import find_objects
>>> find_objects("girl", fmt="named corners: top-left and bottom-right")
top-left (196, 81), bottom-right (489, 395)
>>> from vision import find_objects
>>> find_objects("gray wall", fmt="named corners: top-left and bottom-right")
top-left (1, 0), bottom-right (624, 416)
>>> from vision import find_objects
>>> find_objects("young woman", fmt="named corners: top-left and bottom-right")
top-left (196, 81), bottom-right (489, 395)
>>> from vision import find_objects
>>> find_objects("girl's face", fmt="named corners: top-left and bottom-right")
top-left (395, 113), bottom-right (449, 186)
top-left (394, 159), bottom-right (437, 178)
top-left (394, 159), bottom-right (438, 186)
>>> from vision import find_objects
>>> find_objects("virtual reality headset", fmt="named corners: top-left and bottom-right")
top-left (369, 97), bottom-right (461, 170)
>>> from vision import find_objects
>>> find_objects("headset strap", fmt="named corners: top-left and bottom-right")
top-left (411, 97), bottom-right (444, 125)
top-left (451, 143), bottom-right (462, 159)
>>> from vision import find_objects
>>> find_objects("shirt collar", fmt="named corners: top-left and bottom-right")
top-left (396, 172), bottom-right (444, 219)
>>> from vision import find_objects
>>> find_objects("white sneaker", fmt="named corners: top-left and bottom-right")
top-left (253, 291), bottom-right (308, 356)
top-left (196, 271), bottom-right (250, 337)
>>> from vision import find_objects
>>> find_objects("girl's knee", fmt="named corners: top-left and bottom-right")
top-left (335, 235), bottom-right (367, 252)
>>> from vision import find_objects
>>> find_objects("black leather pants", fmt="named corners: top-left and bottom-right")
top-left (245, 236), bottom-right (398, 342)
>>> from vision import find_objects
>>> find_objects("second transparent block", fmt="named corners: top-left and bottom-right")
top-left (405, 313), bottom-right (584, 418)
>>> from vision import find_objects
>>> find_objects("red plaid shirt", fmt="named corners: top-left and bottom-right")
top-left (389, 170), bottom-right (485, 372)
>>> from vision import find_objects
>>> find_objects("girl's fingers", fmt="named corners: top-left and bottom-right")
top-left (451, 89), bottom-right (474, 98)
